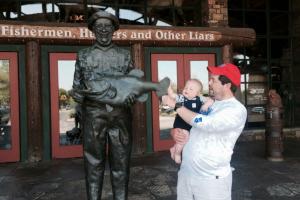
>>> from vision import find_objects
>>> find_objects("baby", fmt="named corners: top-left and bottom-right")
top-left (168, 79), bottom-right (213, 164)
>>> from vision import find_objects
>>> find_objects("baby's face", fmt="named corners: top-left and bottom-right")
top-left (182, 80), bottom-right (201, 100)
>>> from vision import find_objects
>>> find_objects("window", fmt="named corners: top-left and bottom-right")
top-left (229, 0), bottom-right (299, 128)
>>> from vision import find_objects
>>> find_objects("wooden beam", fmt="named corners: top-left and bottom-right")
top-left (25, 41), bottom-right (43, 162)
top-left (131, 43), bottom-right (147, 155)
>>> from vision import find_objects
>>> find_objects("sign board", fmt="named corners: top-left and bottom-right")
top-left (0, 24), bottom-right (255, 46)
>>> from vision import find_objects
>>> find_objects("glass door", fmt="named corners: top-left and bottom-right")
top-left (151, 54), bottom-right (184, 152)
top-left (50, 53), bottom-right (83, 158)
top-left (0, 52), bottom-right (20, 162)
top-left (151, 54), bottom-right (215, 151)
top-left (183, 54), bottom-right (215, 95)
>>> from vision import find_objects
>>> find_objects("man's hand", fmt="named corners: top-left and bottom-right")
top-left (171, 128), bottom-right (189, 145)
top-left (123, 93), bottom-right (136, 107)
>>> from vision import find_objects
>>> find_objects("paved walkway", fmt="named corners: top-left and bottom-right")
top-left (1, 139), bottom-right (300, 200)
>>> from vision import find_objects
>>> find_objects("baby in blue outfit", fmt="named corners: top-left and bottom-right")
top-left (168, 79), bottom-right (213, 163)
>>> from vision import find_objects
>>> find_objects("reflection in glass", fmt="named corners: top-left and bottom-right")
top-left (245, 38), bottom-right (267, 58)
top-left (247, 106), bottom-right (265, 122)
top-left (239, 73), bottom-right (249, 104)
top-left (247, 81), bottom-right (268, 106)
top-left (270, 12), bottom-right (288, 35)
top-left (0, 60), bottom-right (11, 150)
top-left (246, 0), bottom-right (266, 10)
top-left (271, 39), bottom-right (290, 59)
top-left (158, 61), bottom-right (177, 140)
top-left (228, 11), bottom-right (243, 27)
top-left (245, 11), bottom-right (266, 35)
top-left (190, 61), bottom-right (209, 94)
top-left (58, 60), bottom-right (82, 145)
top-left (228, 0), bottom-right (243, 9)
top-left (239, 83), bottom-right (246, 104)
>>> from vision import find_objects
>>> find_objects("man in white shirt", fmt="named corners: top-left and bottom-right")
top-left (162, 63), bottom-right (247, 200)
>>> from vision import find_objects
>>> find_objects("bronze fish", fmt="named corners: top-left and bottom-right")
top-left (76, 69), bottom-right (170, 106)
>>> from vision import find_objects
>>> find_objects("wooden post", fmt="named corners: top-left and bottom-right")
top-left (25, 41), bottom-right (43, 162)
top-left (222, 44), bottom-right (233, 63)
top-left (131, 43), bottom-right (147, 155)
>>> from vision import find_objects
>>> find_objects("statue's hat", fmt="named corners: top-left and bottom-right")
top-left (88, 10), bottom-right (119, 31)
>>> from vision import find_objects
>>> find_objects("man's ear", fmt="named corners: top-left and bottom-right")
top-left (224, 82), bottom-right (232, 90)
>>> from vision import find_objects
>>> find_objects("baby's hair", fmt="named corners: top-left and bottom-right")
top-left (188, 79), bottom-right (203, 96)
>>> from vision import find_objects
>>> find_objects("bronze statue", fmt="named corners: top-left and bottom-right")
top-left (71, 10), bottom-right (169, 200)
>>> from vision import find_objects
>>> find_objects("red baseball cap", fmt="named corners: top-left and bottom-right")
top-left (207, 63), bottom-right (241, 86)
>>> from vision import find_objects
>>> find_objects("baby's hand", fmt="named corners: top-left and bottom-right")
top-left (167, 85), bottom-right (172, 94)
top-left (162, 95), bottom-right (176, 108)
top-left (167, 86), bottom-right (177, 99)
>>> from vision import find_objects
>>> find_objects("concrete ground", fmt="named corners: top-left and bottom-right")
top-left (1, 139), bottom-right (300, 200)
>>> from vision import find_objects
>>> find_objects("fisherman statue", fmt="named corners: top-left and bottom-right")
top-left (70, 10), bottom-right (169, 200)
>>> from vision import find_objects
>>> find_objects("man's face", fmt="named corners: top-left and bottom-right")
top-left (208, 74), bottom-right (225, 100)
top-left (93, 18), bottom-right (114, 46)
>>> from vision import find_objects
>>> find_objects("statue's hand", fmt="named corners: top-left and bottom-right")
top-left (106, 87), bottom-right (117, 99)
top-left (123, 93), bottom-right (136, 107)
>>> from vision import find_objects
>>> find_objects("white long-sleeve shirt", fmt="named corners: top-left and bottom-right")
top-left (180, 97), bottom-right (247, 178)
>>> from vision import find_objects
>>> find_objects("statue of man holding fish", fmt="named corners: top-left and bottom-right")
top-left (71, 10), bottom-right (169, 200)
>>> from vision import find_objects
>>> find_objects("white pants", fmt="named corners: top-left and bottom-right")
top-left (177, 171), bottom-right (232, 200)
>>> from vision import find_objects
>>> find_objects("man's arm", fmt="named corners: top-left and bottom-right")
top-left (123, 52), bottom-right (136, 107)
top-left (126, 52), bottom-right (135, 73)
top-left (175, 106), bottom-right (198, 123)
top-left (162, 95), bottom-right (198, 122)
top-left (162, 95), bottom-right (247, 132)
top-left (190, 106), bottom-right (247, 132)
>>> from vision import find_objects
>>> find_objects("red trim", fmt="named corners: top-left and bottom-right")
top-left (50, 53), bottom-right (83, 158)
top-left (0, 52), bottom-right (20, 163)
top-left (151, 54), bottom-right (215, 152)
top-left (151, 54), bottom-right (184, 152)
